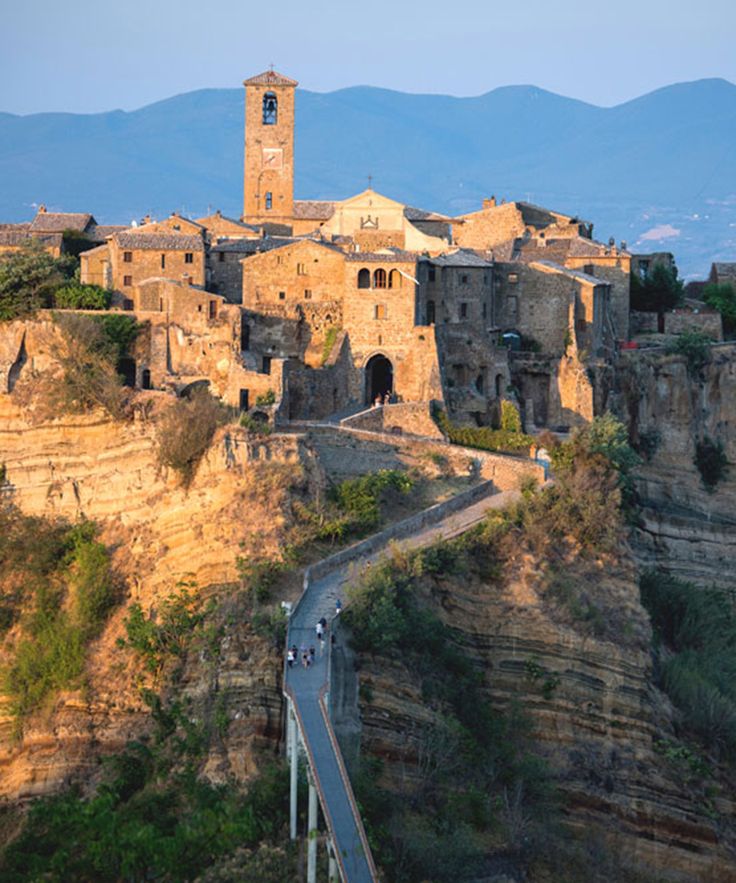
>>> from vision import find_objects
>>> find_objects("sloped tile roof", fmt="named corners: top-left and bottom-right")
top-left (293, 200), bottom-right (336, 221)
top-left (531, 260), bottom-right (609, 286)
top-left (425, 249), bottom-right (493, 268)
top-left (29, 211), bottom-right (95, 233)
top-left (404, 205), bottom-right (452, 222)
top-left (243, 70), bottom-right (298, 87)
top-left (212, 237), bottom-right (296, 254)
top-left (114, 232), bottom-right (204, 250)
top-left (345, 249), bottom-right (418, 263)
top-left (91, 225), bottom-right (127, 240)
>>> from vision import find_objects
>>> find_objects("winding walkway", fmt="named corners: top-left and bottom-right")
top-left (284, 484), bottom-right (520, 882)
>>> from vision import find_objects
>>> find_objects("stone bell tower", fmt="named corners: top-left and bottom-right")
top-left (242, 69), bottom-right (298, 225)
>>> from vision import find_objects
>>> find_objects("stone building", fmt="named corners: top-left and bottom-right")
top-left (242, 70), bottom-right (298, 226)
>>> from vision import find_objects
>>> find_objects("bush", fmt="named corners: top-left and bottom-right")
top-left (255, 389), bottom-right (276, 407)
top-left (157, 389), bottom-right (226, 485)
top-left (666, 330), bottom-right (711, 377)
top-left (703, 282), bottom-right (736, 338)
top-left (321, 325), bottom-right (341, 364)
top-left (694, 437), bottom-right (728, 491)
top-left (118, 582), bottom-right (215, 675)
top-left (434, 408), bottom-right (533, 455)
top-left (641, 571), bottom-right (736, 760)
top-left (54, 282), bottom-right (112, 310)
top-left (1, 515), bottom-right (116, 724)
top-left (240, 412), bottom-right (272, 435)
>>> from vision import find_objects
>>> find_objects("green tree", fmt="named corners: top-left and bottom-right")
top-left (0, 243), bottom-right (72, 321)
top-left (630, 264), bottom-right (684, 318)
top-left (703, 282), bottom-right (736, 338)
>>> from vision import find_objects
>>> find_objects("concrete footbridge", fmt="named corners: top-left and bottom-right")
top-left (283, 480), bottom-right (522, 882)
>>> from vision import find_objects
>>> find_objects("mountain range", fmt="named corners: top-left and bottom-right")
top-left (1, 78), bottom-right (735, 277)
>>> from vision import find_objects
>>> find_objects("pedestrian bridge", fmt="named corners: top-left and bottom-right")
top-left (284, 480), bottom-right (520, 882)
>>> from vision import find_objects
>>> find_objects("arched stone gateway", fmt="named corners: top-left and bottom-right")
top-left (365, 353), bottom-right (393, 405)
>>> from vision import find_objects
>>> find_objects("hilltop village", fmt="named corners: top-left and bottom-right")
top-left (0, 67), bottom-right (724, 432)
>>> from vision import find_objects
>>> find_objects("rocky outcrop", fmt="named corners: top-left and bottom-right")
top-left (352, 550), bottom-right (736, 882)
top-left (0, 394), bottom-right (322, 799)
top-left (614, 344), bottom-right (736, 587)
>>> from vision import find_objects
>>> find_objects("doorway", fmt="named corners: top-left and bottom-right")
top-left (365, 353), bottom-right (393, 405)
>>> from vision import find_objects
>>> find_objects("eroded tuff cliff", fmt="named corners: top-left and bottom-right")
top-left (348, 532), bottom-right (736, 880)
top-left (0, 394), bottom-right (322, 799)
top-left (614, 344), bottom-right (736, 587)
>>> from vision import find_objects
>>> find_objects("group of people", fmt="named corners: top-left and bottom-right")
top-left (372, 391), bottom-right (392, 408)
top-left (286, 600), bottom-right (342, 671)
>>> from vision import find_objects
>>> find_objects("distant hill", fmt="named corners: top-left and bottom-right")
top-left (1, 78), bottom-right (735, 277)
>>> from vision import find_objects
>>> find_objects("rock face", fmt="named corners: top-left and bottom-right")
top-left (0, 394), bottom-right (321, 799)
top-left (614, 344), bottom-right (736, 587)
top-left (352, 551), bottom-right (736, 882)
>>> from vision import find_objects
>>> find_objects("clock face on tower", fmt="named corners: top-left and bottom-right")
top-left (262, 148), bottom-right (283, 170)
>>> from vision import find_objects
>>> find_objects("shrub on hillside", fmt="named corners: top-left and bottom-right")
top-left (703, 282), bottom-right (736, 338)
top-left (434, 407), bottom-right (533, 455)
top-left (694, 436), bottom-right (729, 491)
top-left (53, 281), bottom-right (112, 310)
top-left (157, 388), bottom-right (227, 485)
top-left (666, 330), bottom-right (711, 377)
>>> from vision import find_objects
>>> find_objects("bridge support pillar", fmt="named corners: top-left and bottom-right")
top-left (328, 840), bottom-right (338, 881)
top-left (288, 700), bottom-right (298, 841)
top-left (307, 775), bottom-right (318, 883)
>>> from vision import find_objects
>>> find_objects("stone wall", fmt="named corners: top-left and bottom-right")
top-left (665, 308), bottom-right (723, 340)
top-left (340, 402), bottom-right (445, 439)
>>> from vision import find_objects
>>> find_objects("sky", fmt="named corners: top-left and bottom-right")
top-left (2, 0), bottom-right (735, 115)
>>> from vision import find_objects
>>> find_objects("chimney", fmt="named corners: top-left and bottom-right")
top-left (38, 204), bottom-right (47, 213)
top-left (483, 196), bottom-right (497, 210)
top-left (142, 214), bottom-right (152, 226)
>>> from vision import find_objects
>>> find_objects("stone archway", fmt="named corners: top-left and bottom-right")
top-left (365, 353), bottom-right (393, 405)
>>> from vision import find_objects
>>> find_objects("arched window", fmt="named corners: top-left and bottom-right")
top-left (374, 268), bottom-right (387, 289)
top-left (357, 268), bottom-right (371, 289)
top-left (263, 92), bottom-right (277, 125)
top-left (388, 269), bottom-right (401, 289)
top-left (265, 191), bottom-right (273, 211)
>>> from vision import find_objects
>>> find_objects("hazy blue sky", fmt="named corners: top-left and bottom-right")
top-left (2, 0), bottom-right (734, 114)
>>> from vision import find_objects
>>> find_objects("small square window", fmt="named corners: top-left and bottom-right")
top-left (461, 274), bottom-right (469, 284)
top-left (460, 303), bottom-right (468, 319)
top-left (262, 355), bottom-right (272, 375)
top-left (304, 289), bottom-right (312, 299)
top-left (218, 251), bottom-right (225, 262)
top-left (428, 267), bottom-right (436, 282)
top-left (508, 273), bottom-right (518, 284)
top-left (123, 275), bottom-right (132, 286)
top-left (279, 291), bottom-right (286, 300)
top-left (185, 253), bottom-right (194, 264)
top-left (375, 304), bottom-right (387, 320)
top-left (123, 251), bottom-right (133, 263)
top-left (297, 262), bottom-right (306, 275)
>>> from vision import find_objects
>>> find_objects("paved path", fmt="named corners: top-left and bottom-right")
top-left (284, 488), bottom-right (519, 882)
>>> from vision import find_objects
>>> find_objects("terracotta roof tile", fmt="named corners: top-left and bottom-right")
top-left (243, 70), bottom-right (298, 87)
top-left (293, 200), bottom-right (335, 221)
top-left (29, 211), bottom-right (95, 233)
top-left (114, 232), bottom-right (204, 250)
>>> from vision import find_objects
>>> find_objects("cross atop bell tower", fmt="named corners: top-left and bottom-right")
top-left (242, 69), bottom-right (298, 225)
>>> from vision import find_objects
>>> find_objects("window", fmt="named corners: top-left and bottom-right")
top-left (389, 269), bottom-right (401, 289)
top-left (160, 254), bottom-right (166, 269)
top-left (461, 274), bottom-right (469, 285)
top-left (185, 252), bottom-right (194, 264)
top-left (357, 268), bottom-right (370, 288)
top-left (159, 299), bottom-right (164, 311)
top-left (428, 267), bottom-right (436, 283)
top-left (374, 268), bottom-right (387, 289)
top-left (123, 251), bottom-right (133, 263)
top-left (123, 275), bottom-right (132, 287)
top-left (297, 262), bottom-right (306, 275)
top-left (218, 251), bottom-right (225, 262)
top-left (241, 323), bottom-right (250, 351)
top-left (262, 355), bottom-right (272, 374)
top-left (304, 289), bottom-right (312, 299)
top-left (482, 302), bottom-right (487, 319)
top-left (239, 389), bottom-right (249, 411)
top-left (208, 300), bottom-right (217, 319)
top-left (263, 91), bottom-right (278, 125)
top-left (279, 291), bottom-right (286, 300)
top-left (265, 192), bottom-right (273, 211)
top-left (426, 300), bottom-right (435, 324)
top-left (375, 304), bottom-right (387, 320)
top-left (460, 302), bottom-right (468, 319)
top-left (508, 273), bottom-right (518, 284)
